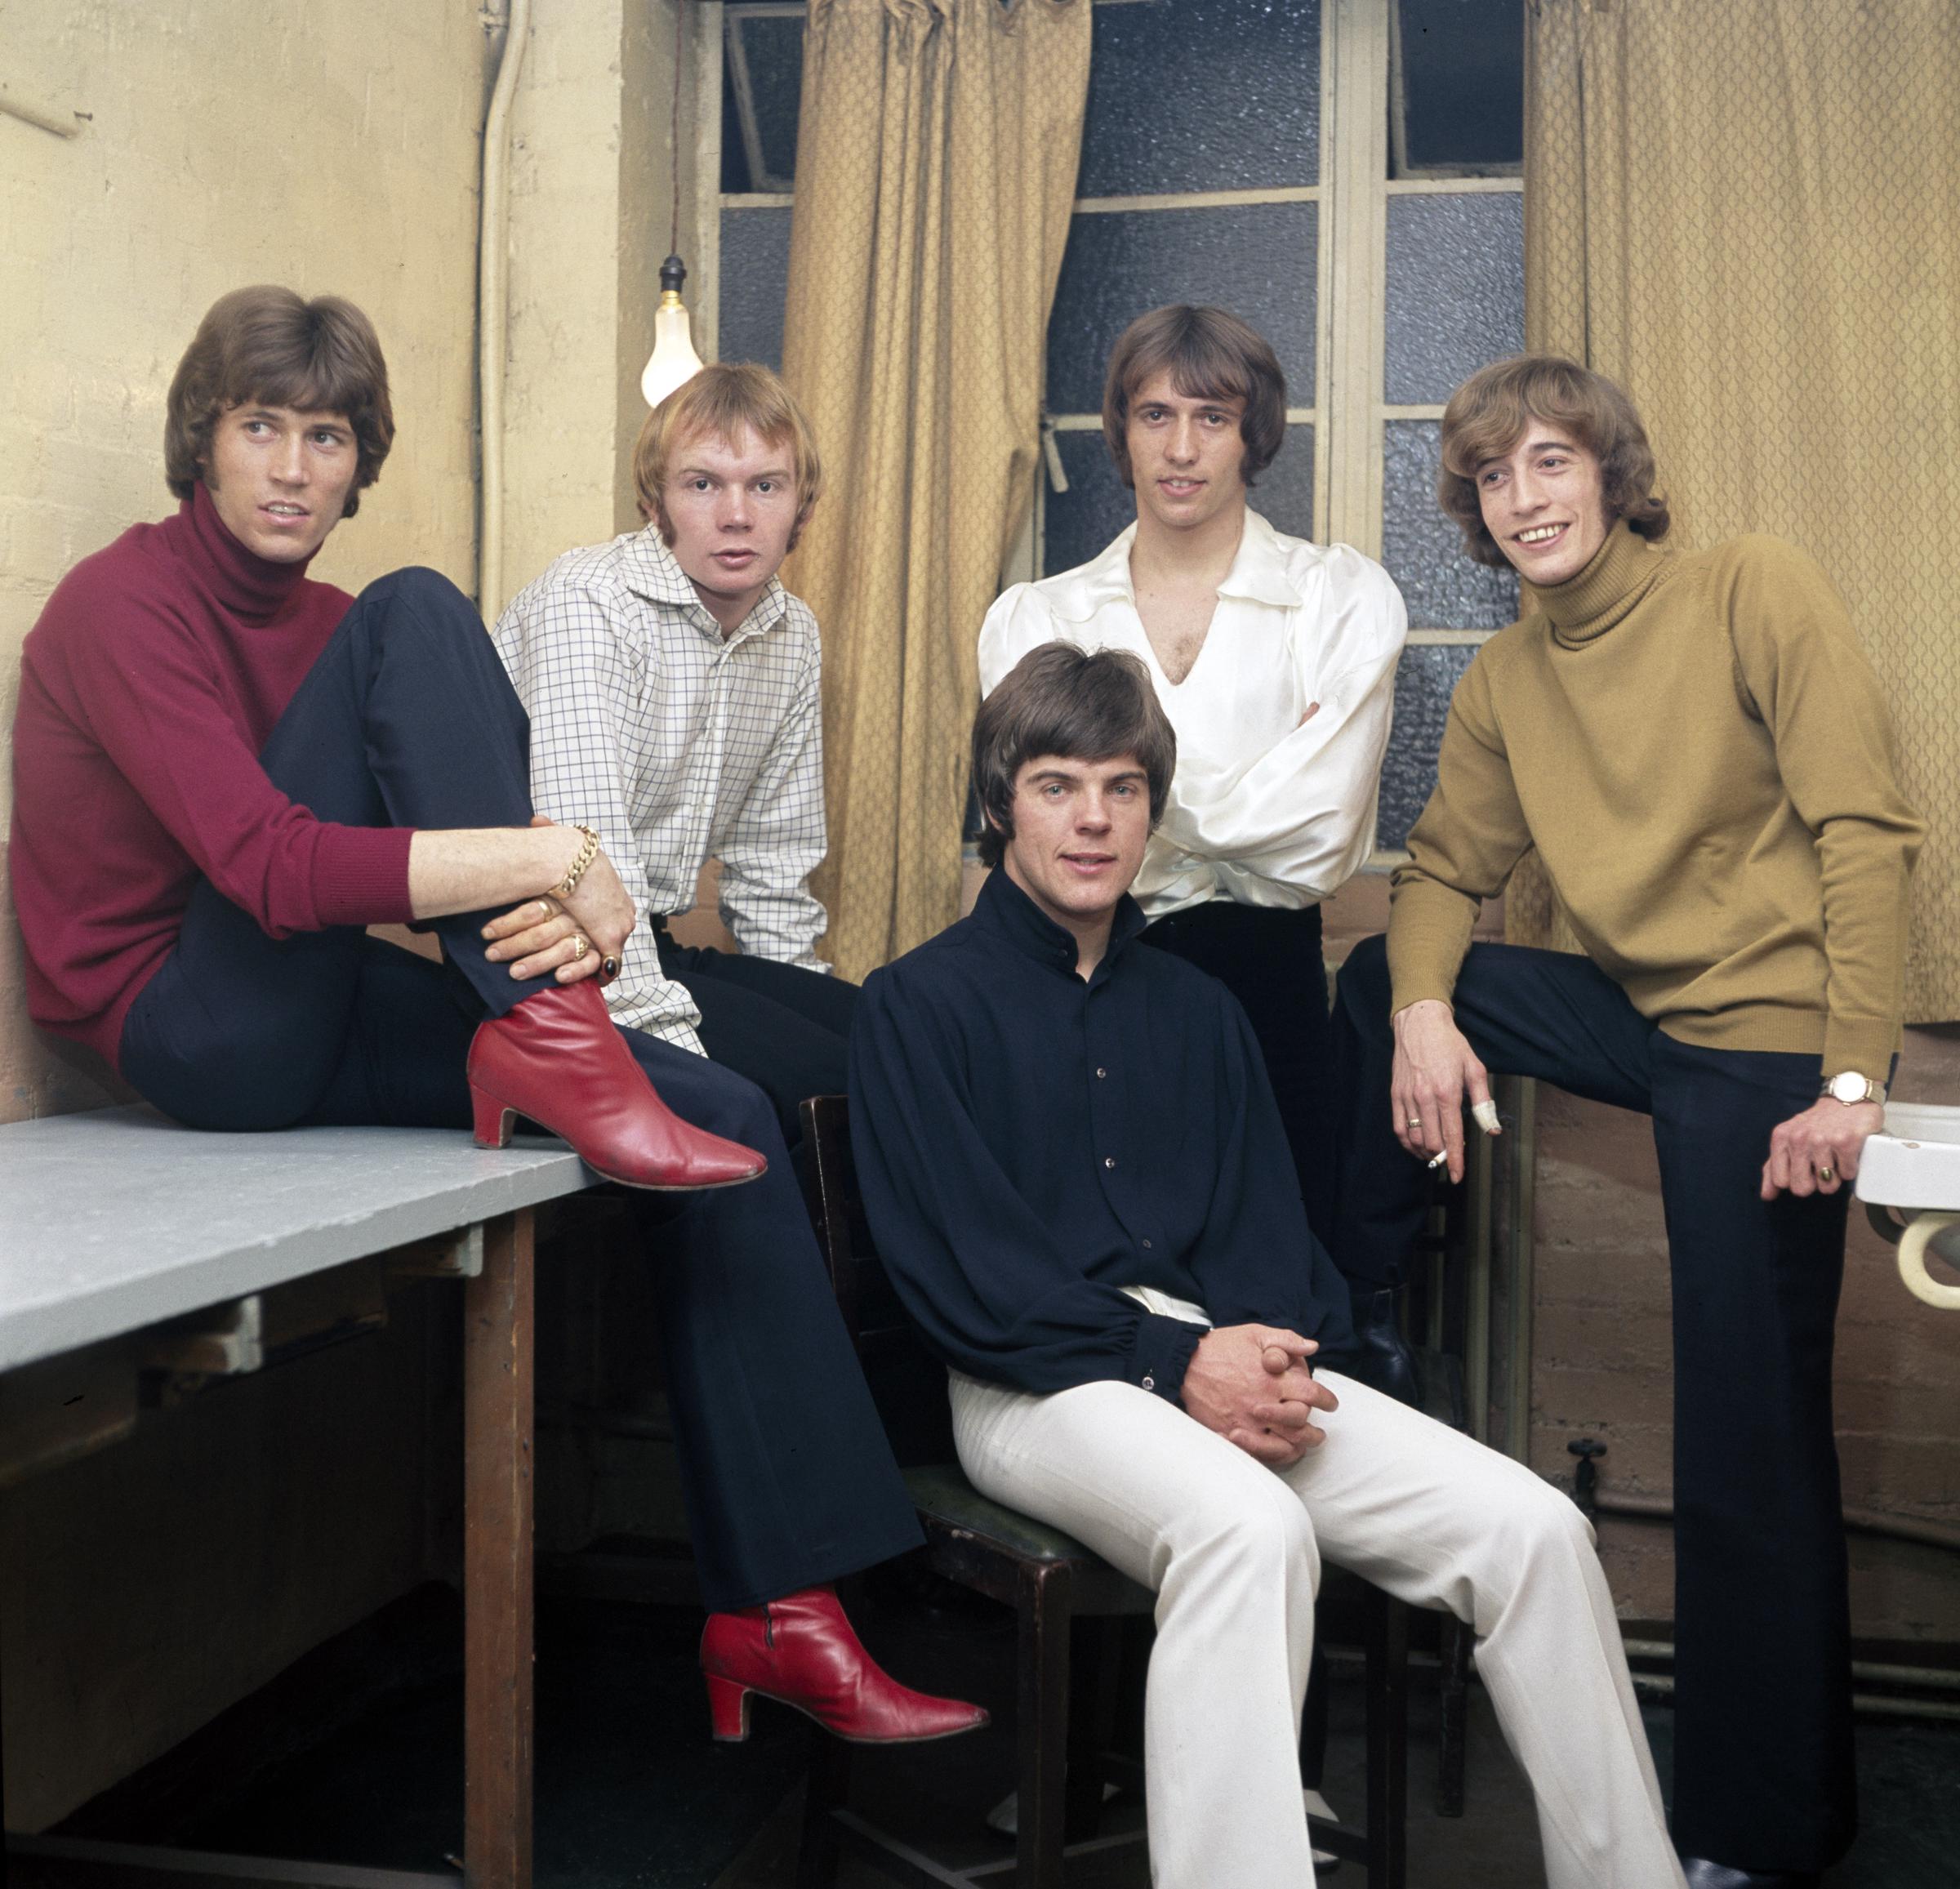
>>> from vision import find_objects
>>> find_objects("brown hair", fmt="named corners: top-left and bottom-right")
top-left (971, 645), bottom-right (1177, 870)
top-left (165, 286), bottom-right (394, 515)
top-left (1102, 305), bottom-right (1288, 489)
top-left (1438, 354), bottom-right (1671, 568)
top-left (632, 362), bottom-right (822, 548)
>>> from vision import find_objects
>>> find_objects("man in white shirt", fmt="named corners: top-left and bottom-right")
top-left (979, 305), bottom-right (1412, 1392)
top-left (495, 363), bottom-right (853, 1143)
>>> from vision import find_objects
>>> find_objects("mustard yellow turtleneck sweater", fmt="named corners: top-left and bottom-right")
top-left (1387, 522), bottom-right (1923, 1080)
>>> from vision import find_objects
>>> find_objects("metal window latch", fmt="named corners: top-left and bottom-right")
top-left (1040, 416), bottom-right (1070, 494)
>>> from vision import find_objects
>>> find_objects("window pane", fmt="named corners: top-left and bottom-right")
top-left (1393, 0), bottom-right (1522, 176)
top-left (1383, 191), bottom-right (1522, 404)
top-left (722, 11), bottom-right (804, 192)
top-left (1379, 421), bottom-right (1517, 630)
top-left (719, 206), bottom-right (793, 372)
top-left (1046, 203), bottom-right (1317, 416)
top-left (1379, 644), bottom-right (1474, 852)
top-left (1043, 424), bottom-right (1313, 579)
top-left (1078, 0), bottom-right (1321, 196)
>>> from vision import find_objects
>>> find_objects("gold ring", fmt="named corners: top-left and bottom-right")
top-left (1819, 1165), bottom-right (1834, 1183)
top-left (1407, 1117), bottom-right (1424, 1129)
top-left (570, 934), bottom-right (589, 960)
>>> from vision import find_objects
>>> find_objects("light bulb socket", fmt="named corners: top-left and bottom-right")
top-left (659, 253), bottom-right (688, 297)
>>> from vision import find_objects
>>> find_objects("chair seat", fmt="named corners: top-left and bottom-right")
top-left (903, 1464), bottom-right (1156, 1615)
top-left (904, 1464), bottom-right (1095, 1562)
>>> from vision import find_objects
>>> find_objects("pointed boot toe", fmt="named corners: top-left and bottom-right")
top-left (466, 979), bottom-right (766, 1190)
top-left (700, 1585), bottom-right (989, 1745)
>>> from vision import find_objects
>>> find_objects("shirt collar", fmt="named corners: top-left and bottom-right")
top-left (973, 865), bottom-right (1149, 982)
top-left (616, 523), bottom-right (792, 644)
top-left (1047, 509), bottom-right (1299, 623)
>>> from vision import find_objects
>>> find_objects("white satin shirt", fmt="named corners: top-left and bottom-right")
top-left (978, 511), bottom-right (1408, 919)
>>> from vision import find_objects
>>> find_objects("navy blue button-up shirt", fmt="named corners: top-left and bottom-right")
top-left (849, 867), bottom-right (1356, 1404)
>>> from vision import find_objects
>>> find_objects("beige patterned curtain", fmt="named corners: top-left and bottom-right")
top-left (781, 0), bottom-right (1092, 979)
top-left (1518, 0), bottom-right (1960, 1020)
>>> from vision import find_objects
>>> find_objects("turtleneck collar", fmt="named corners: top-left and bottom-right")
top-left (176, 481), bottom-right (319, 626)
top-left (1528, 519), bottom-right (1671, 649)
top-left (974, 863), bottom-right (1148, 983)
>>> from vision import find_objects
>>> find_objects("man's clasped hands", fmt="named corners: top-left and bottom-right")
top-left (1179, 1325), bottom-right (1341, 1467)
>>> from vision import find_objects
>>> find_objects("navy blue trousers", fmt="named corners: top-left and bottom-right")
top-left (1331, 936), bottom-right (1855, 1872)
top-left (1141, 901), bottom-right (1335, 1244)
top-left (119, 568), bottom-right (920, 1611)
top-left (652, 923), bottom-right (859, 1149)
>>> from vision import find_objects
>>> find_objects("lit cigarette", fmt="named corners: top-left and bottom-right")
top-left (1427, 1148), bottom-right (1450, 1169)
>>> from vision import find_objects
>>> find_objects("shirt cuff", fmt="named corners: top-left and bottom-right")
top-left (311, 826), bottom-right (417, 927)
top-left (1133, 1313), bottom-right (1206, 1405)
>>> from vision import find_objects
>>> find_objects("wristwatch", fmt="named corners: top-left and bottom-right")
top-left (1820, 1071), bottom-right (1887, 1107)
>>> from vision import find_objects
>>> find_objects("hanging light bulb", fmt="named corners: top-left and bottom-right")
top-left (641, 252), bottom-right (704, 409)
top-left (640, 4), bottom-right (703, 412)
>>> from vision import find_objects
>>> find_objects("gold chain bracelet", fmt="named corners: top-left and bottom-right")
top-left (550, 824), bottom-right (600, 901)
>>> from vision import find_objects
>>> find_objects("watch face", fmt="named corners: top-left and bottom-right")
top-left (1829, 1072), bottom-right (1870, 1104)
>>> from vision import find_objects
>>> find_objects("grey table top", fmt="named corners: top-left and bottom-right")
top-left (0, 1106), bottom-right (595, 1372)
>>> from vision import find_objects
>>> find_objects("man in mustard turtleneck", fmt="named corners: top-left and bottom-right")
top-left (1330, 356), bottom-right (1922, 1889)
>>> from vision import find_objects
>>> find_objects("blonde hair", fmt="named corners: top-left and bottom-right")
top-left (631, 362), bottom-right (822, 548)
top-left (1438, 354), bottom-right (1670, 568)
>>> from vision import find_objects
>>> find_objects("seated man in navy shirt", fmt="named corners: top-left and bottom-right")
top-left (849, 644), bottom-right (1684, 1889)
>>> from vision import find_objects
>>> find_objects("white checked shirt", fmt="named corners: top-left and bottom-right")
top-left (493, 524), bottom-right (831, 1054)
top-left (979, 511), bottom-right (1407, 919)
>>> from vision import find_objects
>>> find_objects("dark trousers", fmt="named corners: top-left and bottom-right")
top-left (653, 924), bottom-right (859, 1147)
top-left (118, 568), bottom-right (920, 1611)
top-left (1142, 900), bottom-right (1335, 1242)
top-left (1331, 935), bottom-right (1855, 1871)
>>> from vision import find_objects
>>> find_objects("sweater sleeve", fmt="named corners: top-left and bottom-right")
top-left (59, 590), bottom-right (412, 936)
top-left (849, 965), bottom-right (1205, 1401)
top-left (1386, 646), bottom-right (1535, 1014)
top-left (1719, 539), bottom-right (1924, 1077)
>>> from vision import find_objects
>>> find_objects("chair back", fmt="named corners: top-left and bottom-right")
top-left (800, 1094), bottom-right (956, 1465)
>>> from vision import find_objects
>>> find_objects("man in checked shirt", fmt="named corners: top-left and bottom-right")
top-left (494, 363), bottom-right (852, 1145)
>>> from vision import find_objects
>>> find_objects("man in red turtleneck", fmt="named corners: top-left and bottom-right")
top-left (7, 284), bottom-right (985, 1751)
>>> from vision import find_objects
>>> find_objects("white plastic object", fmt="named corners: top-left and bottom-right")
top-left (1895, 1211), bottom-right (1960, 1311)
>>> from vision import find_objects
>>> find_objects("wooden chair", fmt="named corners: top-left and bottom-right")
top-left (795, 1094), bottom-right (1410, 1888)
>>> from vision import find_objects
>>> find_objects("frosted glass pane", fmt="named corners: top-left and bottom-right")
top-left (722, 12), bottom-right (803, 189)
top-left (1379, 645), bottom-right (1475, 852)
top-left (1384, 193), bottom-right (1523, 403)
top-left (1395, 0), bottom-right (1522, 175)
top-left (1079, 0), bottom-right (1320, 196)
top-left (1043, 425), bottom-right (1312, 580)
top-left (718, 206), bottom-right (793, 372)
top-left (1379, 422), bottom-right (1517, 630)
top-left (1047, 204), bottom-right (1316, 416)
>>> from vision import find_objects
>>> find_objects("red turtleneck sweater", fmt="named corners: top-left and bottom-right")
top-left (10, 485), bottom-right (416, 1068)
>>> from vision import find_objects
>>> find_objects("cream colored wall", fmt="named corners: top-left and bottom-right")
top-left (495, 0), bottom-right (699, 617)
top-left (0, 0), bottom-right (490, 1124)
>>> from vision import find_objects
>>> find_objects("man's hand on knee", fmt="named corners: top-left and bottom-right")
top-left (1391, 998), bottom-right (1494, 1184)
top-left (1182, 1324), bottom-right (1338, 1467)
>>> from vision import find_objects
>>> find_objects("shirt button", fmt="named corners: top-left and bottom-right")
top-left (1096, 1067), bottom-right (1107, 1079)
top-left (1142, 1238), bottom-right (1152, 1250)
top-left (1141, 1375), bottom-right (1156, 1392)
top-left (1104, 1156), bottom-right (1116, 1169)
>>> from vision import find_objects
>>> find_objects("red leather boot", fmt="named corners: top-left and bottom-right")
top-left (700, 1585), bottom-right (989, 1744)
top-left (466, 978), bottom-right (766, 1190)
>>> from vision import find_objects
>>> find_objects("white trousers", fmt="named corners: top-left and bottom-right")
top-left (950, 1367), bottom-right (1686, 1889)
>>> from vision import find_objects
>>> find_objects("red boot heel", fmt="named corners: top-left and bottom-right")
top-left (470, 1085), bottom-right (514, 1150)
top-left (465, 979), bottom-right (766, 1190)
top-left (699, 1586), bottom-right (987, 1745)
top-left (705, 1673), bottom-right (752, 1742)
